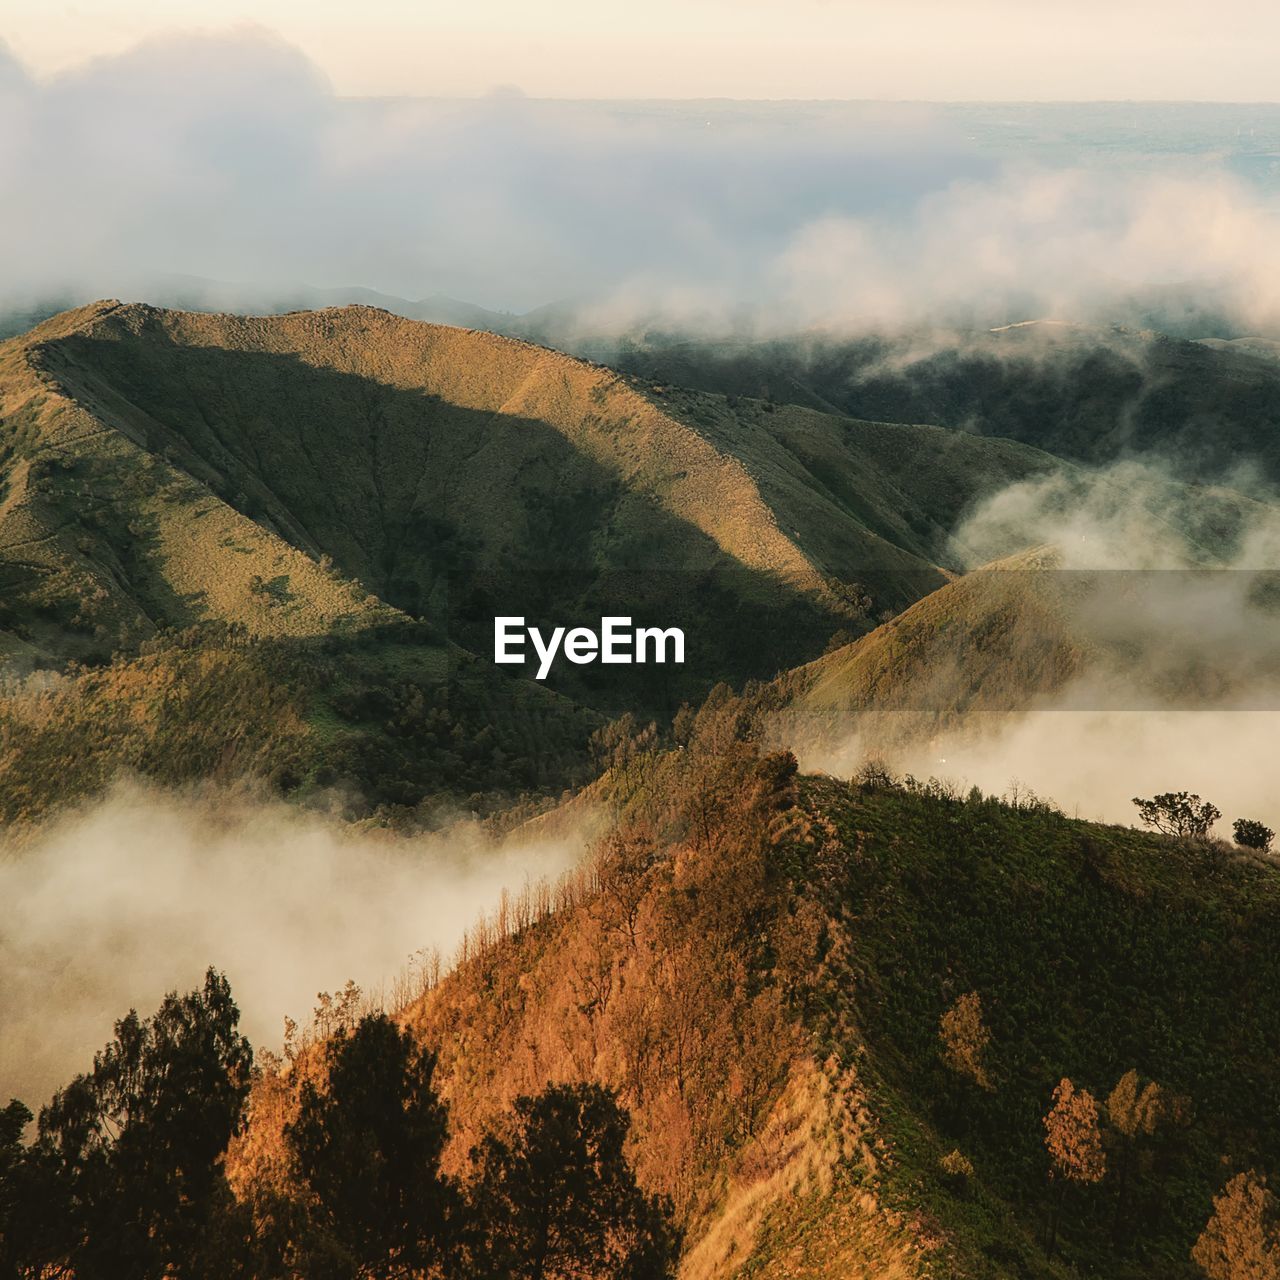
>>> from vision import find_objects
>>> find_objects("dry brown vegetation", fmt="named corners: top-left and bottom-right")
top-left (223, 692), bottom-right (925, 1278)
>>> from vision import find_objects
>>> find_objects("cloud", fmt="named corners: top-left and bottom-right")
top-left (790, 460), bottom-right (1280, 828)
top-left (8, 29), bottom-right (1280, 332)
top-left (808, 708), bottom-right (1280, 831)
top-left (0, 782), bottom-right (588, 1107)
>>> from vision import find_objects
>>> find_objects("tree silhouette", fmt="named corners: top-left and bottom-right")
top-left (1232, 819), bottom-right (1275, 853)
top-left (1132, 792), bottom-right (1221, 839)
top-left (468, 1083), bottom-right (678, 1280)
top-left (0, 1098), bottom-right (35, 1272)
top-left (287, 1013), bottom-right (459, 1278)
top-left (22, 968), bottom-right (253, 1279)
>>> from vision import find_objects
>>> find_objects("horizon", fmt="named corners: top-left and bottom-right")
top-left (5, 2), bottom-right (1280, 100)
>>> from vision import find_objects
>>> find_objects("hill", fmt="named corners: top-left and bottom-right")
top-left (211, 709), bottom-right (1280, 1279)
top-left (763, 547), bottom-right (1093, 754)
top-left (0, 302), bottom-right (1086, 825)
top-left (600, 322), bottom-right (1280, 489)
top-left (762, 529), bottom-right (1280, 768)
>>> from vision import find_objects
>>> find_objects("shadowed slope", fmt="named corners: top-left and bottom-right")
top-left (0, 302), bottom-right (1076, 701)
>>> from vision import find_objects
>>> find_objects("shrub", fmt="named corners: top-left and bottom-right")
top-left (1232, 818), bottom-right (1275, 852)
top-left (939, 1149), bottom-right (975, 1182)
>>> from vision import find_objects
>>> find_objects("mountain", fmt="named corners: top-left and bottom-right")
top-left (764, 540), bottom-right (1280, 763)
top-left (600, 321), bottom-right (1280, 490)
top-left (2, 301), bottom-right (1278, 1280)
top-left (764, 547), bottom-right (1094, 753)
top-left (0, 302), bottom-right (1074, 783)
top-left (0, 277), bottom-right (519, 342)
top-left (221, 712), bottom-right (1280, 1279)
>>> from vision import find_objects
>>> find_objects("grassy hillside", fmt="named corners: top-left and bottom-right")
top-left (219, 705), bottom-right (1280, 1279)
top-left (0, 300), bottom-right (1098, 824)
top-left (0, 303), bottom-right (1072, 691)
top-left (0, 622), bottom-right (597, 833)
top-left (763, 538), bottom-right (1280, 764)
top-left (765, 547), bottom-right (1092, 753)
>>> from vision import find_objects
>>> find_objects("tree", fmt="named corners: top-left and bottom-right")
top-left (1233, 819), bottom-right (1275, 853)
top-left (26, 968), bottom-right (254, 1279)
top-left (597, 826), bottom-right (658, 946)
top-left (1106, 1069), bottom-right (1165, 1236)
top-left (287, 1013), bottom-right (459, 1278)
top-left (939, 991), bottom-right (994, 1091)
top-left (1192, 1170), bottom-right (1280, 1280)
top-left (1044, 1078), bottom-right (1106, 1253)
top-left (469, 1083), bottom-right (678, 1280)
top-left (0, 1099), bottom-right (33, 1271)
top-left (1132, 792), bottom-right (1221, 839)
top-left (1046, 1078), bottom-right (1107, 1184)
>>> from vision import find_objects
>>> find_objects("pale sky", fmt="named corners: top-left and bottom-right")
top-left (3, 0), bottom-right (1280, 99)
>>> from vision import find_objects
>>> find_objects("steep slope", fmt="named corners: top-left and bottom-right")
top-left (0, 302), bottom-right (1069, 706)
top-left (0, 624), bottom-right (598, 833)
top-left (225, 719), bottom-right (1280, 1280)
top-left (766, 548), bottom-right (1095, 752)
top-left (765, 543), bottom-right (1280, 760)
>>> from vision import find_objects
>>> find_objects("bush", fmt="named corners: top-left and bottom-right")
top-left (1232, 817), bottom-right (1275, 852)
top-left (939, 1148), bottom-right (975, 1182)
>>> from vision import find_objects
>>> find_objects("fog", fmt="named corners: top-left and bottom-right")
top-left (793, 459), bottom-right (1280, 829)
top-left (0, 783), bottom-right (589, 1108)
top-left (806, 708), bottom-right (1280, 831)
top-left (7, 30), bottom-right (1280, 334)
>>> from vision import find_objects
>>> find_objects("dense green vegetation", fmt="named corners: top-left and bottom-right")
top-left (0, 622), bottom-right (597, 830)
top-left (604, 325), bottom-right (1280, 489)
top-left (794, 770), bottom-right (1280, 1277)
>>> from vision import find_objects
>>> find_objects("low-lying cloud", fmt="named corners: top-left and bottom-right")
top-left (791, 459), bottom-right (1280, 828)
top-left (6, 29), bottom-right (1280, 334)
top-left (0, 783), bottom-right (588, 1108)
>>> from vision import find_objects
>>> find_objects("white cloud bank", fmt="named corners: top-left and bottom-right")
top-left (4, 30), bottom-right (1280, 331)
top-left (0, 784), bottom-right (586, 1108)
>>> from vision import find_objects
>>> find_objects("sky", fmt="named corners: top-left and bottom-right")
top-left (4, 0), bottom-right (1280, 100)
top-left (3, 14), bottom-right (1280, 322)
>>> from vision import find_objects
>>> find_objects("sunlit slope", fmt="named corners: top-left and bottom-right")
top-left (227, 740), bottom-right (1280, 1279)
top-left (0, 302), bottom-right (1068, 681)
top-left (767, 540), bottom-right (1280, 758)
top-left (0, 304), bottom-right (398, 661)
top-left (767, 548), bottom-right (1095, 748)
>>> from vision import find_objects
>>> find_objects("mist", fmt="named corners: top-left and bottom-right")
top-left (7, 30), bottom-right (1280, 335)
top-left (0, 783), bottom-right (590, 1108)
top-left (791, 458), bottom-right (1280, 830)
top-left (806, 708), bottom-right (1280, 832)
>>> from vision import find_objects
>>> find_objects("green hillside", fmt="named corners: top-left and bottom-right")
top-left (0, 302), bottom-right (1091, 824)
top-left (764, 539), bottom-right (1280, 762)
top-left (0, 302), bottom-right (1071, 679)
top-left (602, 322), bottom-right (1280, 488)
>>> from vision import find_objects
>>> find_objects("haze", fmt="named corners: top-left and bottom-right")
top-left (4, 1), bottom-right (1280, 99)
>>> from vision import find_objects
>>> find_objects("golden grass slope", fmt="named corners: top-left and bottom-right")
top-left (0, 301), bottom-right (1073, 673)
top-left (42, 301), bottom-right (822, 581)
top-left (0, 305), bottom-right (397, 661)
top-left (765, 548), bottom-right (1100, 755)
